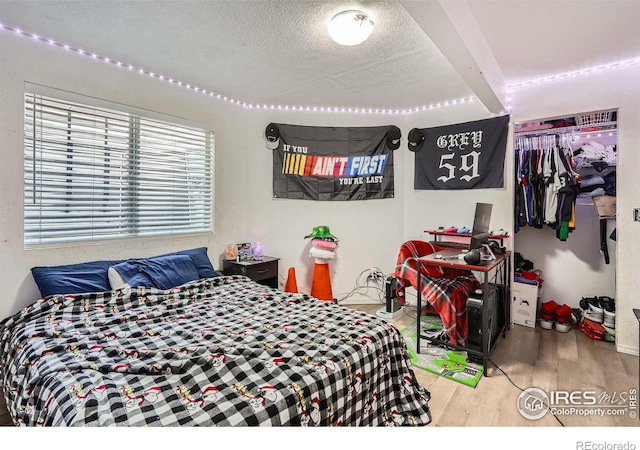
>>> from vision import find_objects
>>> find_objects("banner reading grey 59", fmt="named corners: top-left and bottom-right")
top-left (271, 124), bottom-right (398, 201)
top-left (412, 115), bottom-right (509, 190)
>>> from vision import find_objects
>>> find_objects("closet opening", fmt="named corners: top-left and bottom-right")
top-left (512, 109), bottom-right (617, 337)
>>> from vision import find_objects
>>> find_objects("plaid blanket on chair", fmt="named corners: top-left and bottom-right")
top-left (394, 241), bottom-right (479, 346)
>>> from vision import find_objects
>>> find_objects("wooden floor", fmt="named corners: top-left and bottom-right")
top-left (350, 303), bottom-right (639, 427)
top-left (1, 304), bottom-right (637, 427)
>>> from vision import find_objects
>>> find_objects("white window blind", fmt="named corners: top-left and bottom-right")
top-left (24, 90), bottom-right (214, 246)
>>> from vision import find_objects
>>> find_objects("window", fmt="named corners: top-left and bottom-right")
top-left (24, 86), bottom-right (214, 246)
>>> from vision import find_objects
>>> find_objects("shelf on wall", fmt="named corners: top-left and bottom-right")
top-left (514, 121), bottom-right (617, 137)
top-left (580, 162), bottom-right (616, 168)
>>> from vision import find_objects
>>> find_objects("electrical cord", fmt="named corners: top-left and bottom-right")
top-left (336, 268), bottom-right (386, 304)
top-left (281, 267), bottom-right (389, 303)
top-left (488, 357), bottom-right (565, 427)
top-left (387, 278), bottom-right (563, 426)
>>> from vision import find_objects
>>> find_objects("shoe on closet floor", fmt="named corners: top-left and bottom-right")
top-left (554, 304), bottom-right (572, 333)
top-left (603, 310), bottom-right (615, 329)
top-left (539, 318), bottom-right (554, 330)
top-left (603, 325), bottom-right (615, 342)
top-left (571, 308), bottom-right (583, 324)
top-left (578, 318), bottom-right (605, 341)
top-left (599, 296), bottom-right (615, 329)
top-left (539, 300), bottom-right (559, 330)
top-left (580, 297), bottom-right (603, 324)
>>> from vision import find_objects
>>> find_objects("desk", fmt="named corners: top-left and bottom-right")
top-left (416, 250), bottom-right (511, 376)
top-left (425, 230), bottom-right (508, 247)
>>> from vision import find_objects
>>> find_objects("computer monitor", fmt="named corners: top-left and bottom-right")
top-left (469, 231), bottom-right (490, 251)
top-left (469, 203), bottom-right (493, 251)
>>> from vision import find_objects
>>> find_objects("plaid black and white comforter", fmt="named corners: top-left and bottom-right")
top-left (0, 276), bottom-right (431, 426)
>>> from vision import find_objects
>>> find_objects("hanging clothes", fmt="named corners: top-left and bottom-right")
top-left (514, 133), bottom-right (579, 241)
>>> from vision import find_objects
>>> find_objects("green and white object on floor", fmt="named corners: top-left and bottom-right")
top-left (603, 324), bottom-right (615, 342)
top-left (401, 314), bottom-right (483, 388)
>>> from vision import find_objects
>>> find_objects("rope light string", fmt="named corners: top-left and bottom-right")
top-left (509, 58), bottom-right (640, 90)
top-left (0, 22), bottom-right (475, 114)
top-left (2, 21), bottom-right (638, 115)
top-left (506, 57), bottom-right (640, 111)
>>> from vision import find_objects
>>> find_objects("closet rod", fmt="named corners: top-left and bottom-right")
top-left (514, 121), bottom-right (617, 137)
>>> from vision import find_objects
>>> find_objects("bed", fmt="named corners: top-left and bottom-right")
top-left (0, 249), bottom-right (431, 426)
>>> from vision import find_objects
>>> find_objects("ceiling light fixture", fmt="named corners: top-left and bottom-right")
top-left (327, 10), bottom-right (374, 46)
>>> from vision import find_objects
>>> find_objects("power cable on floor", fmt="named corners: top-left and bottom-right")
top-left (489, 357), bottom-right (565, 427)
top-left (337, 268), bottom-right (386, 304)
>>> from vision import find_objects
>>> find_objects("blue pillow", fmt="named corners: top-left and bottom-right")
top-left (31, 247), bottom-right (218, 297)
top-left (111, 254), bottom-right (200, 290)
top-left (32, 259), bottom-right (125, 297)
top-left (158, 247), bottom-right (219, 278)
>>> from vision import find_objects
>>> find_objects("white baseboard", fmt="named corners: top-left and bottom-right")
top-left (616, 343), bottom-right (639, 356)
top-left (337, 298), bottom-right (383, 305)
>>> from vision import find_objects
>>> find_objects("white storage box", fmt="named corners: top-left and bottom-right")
top-left (512, 281), bottom-right (541, 328)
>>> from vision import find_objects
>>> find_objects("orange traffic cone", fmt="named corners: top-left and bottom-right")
top-left (285, 267), bottom-right (298, 293)
top-left (310, 262), bottom-right (334, 302)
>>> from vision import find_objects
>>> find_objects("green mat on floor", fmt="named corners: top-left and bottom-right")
top-left (401, 314), bottom-right (483, 388)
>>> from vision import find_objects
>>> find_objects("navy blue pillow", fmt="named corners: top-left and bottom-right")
top-left (32, 259), bottom-right (125, 297)
top-left (32, 247), bottom-right (218, 297)
top-left (111, 254), bottom-right (200, 290)
top-left (159, 247), bottom-right (219, 278)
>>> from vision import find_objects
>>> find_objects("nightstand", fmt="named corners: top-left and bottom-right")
top-left (222, 256), bottom-right (280, 289)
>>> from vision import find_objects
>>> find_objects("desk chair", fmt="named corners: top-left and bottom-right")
top-left (394, 240), bottom-right (479, 346)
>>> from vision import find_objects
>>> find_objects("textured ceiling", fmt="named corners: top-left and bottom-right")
top-left (0, 0), bottom-right (638, 111)
top-left (468, 0), bottom-right (640, 85)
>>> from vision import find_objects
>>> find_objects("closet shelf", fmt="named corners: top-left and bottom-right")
top-left (581, 162), bottom-right (616, 167)
top-left (514, 121), bottom-right (617, 137)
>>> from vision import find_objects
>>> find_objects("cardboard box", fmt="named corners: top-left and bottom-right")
top-left (512, 281), bottom-right (541, 328)
top-left (593, 195), bottom-right (616, 219)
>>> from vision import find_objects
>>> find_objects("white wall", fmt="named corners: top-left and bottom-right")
top-left (241, 101), bottom-right (496, 305)
top-left (239, 109), bottom-right (404, 303)
top-left (510, 65), bottom-right (640, 355)
top-left (1, 31), bottom-right (637, 356)
top-left (0, 33), bottom-right (248, 320)
top-left (402, 110), bottom-right (514, 245)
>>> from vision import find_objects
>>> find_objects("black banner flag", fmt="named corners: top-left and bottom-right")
top-left (270, 124), bottom-right (398, 201)
top-left (411, 115), bottom-right (509, 190)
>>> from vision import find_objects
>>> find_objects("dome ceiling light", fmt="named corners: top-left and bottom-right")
top-left (327, 10), bottom-right (374, 46)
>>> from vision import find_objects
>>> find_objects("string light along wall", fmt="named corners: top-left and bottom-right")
top-left (0, 21), bottom-right (476, 115)
top-left (505, 57), bottom-right (640, 112)
top-left (1, 21), bottom-right (638, 115)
